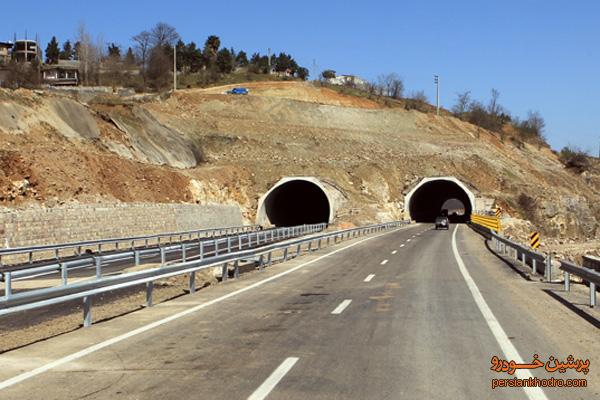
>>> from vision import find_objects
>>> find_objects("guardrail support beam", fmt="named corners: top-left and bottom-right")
top-left (590, 282), bottom-right (596, 308)
top-left (564, 271), bottom-right (570, 291)
top-left (83, 296), bottom-right (92, 327)
top-left (189, 272), bottom-right (196, 293)
top-left (146, 281), bottom-right (154, 306)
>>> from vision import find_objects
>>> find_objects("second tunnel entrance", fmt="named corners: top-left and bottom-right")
top-left (405, 177), bottom-right (474, 223)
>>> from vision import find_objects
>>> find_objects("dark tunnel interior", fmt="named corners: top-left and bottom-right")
top-left (264, 180), bottom-right (331, 227)
top-left (408, 180), bottom-right (472, 223)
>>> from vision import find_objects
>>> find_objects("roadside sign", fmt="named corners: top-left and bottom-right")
top-left (530, 232), bottom-right (541, 249)
top-left (495, 207), bottom-right (502, 217)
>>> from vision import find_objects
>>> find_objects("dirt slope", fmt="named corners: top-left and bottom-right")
top-left (0, 83), bottom-right (599, 251)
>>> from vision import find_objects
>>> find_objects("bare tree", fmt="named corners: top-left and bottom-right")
top-left (133, 31), bottom-right (151, 88)
top-left (76, 22), bottom-right (93, 85)
top-left (488, 88), bottom-right (501, 116)
top-left (526, 110), bottom-right (545, 134)
top-left (452, 90), bottom-right (471, 115)
top-left (149, 22), bottom-right (180, 48)
top-left (377, 73), bottom-right (404, 99)
top-left (410, 90), bottom-right (428, 103)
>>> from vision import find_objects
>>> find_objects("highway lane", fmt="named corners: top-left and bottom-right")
top-left (0, 223), bottom-right (598, 399)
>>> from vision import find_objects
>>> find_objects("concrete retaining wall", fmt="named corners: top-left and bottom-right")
top-left (0, 202), bottom-right (244, 248)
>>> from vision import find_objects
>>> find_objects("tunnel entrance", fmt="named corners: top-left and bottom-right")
top-left (262, 180), bottom-right (331, 227)
top-left (406, 178), bottom-right (474, 223)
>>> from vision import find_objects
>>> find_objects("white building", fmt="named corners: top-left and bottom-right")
top-left (327, 74), bottom-right (368, 89)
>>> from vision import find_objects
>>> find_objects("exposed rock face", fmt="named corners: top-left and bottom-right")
top-left (0, 83), bottom-right (599, 242)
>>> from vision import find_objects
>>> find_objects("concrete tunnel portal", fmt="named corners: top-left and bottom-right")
top-left (405, 177), bottom-right (475, 223)
top-left (257, 178), bottom-right (338, 227)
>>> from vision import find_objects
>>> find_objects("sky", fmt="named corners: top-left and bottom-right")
top-left (3, 0), bottom-right (599, 153)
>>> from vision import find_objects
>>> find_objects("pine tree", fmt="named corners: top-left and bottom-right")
top-left (216, 48), bottom-right (233, 73)
top-left (59, 40), bottom-right (73, 60)
top-left (236, 51), bottom-right (248, 67)
top-left (45, 36), bottom-right (60, 64)
top-left (124, 47), bottom-right (136, 66)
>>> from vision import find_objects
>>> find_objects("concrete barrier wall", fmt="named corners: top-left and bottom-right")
top-left (0, 202), bottom-right (244, 248)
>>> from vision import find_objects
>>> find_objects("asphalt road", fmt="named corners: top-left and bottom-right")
top-left (0, 224), bottom-right (598, 399)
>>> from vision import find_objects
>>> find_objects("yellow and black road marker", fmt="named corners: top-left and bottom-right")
top-left (530, 231), bottom-right (541, 249)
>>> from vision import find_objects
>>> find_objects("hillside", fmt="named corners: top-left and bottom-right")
top-left (0, 82), bottom-right (599, 256)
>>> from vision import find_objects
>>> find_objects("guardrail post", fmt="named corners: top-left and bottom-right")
top-left (222, 262), bottom-right (228, 281)
top-left (327, 236), bottom-right (331, 246)
top-left (95, 257), bottom-right (102, 279)
top-left (545, 254), bottom-right (552, 282)
top-left (182, 244), bottom-right (187, 262)
top-left (283, 247), bottom-right (289, 262)
top-left (61, 262), bottom-right (68, 286)
top-left (308, 240), bottom-right (312, 252)
top-left (238, 235), bottom-right (243, 251)
top-left (4, 271), bottom-right (12, 299)
top-left (227, 237), bottom-right (232, 253)
top-left (267, 251), bottom-right (272, 266)
top-left (590, 282), bottom-right (597, 308)
top-left (83, 296), bottom-right (92, 328)
top-left (189, 272), bottom-right (196, 293)
top-left (258, 255), bottom-right (264, 271)
top-left (200, 241), bottom-right (204, 260)
top-left (160, 247), bottom-right (166, 266)
top-left (296, 244), bottom-right (302, 256)
top-left (214, 239), bottom-right (219, 256)
top-left (532, 258), bottom-right (537, 275)
top-left (234, 260), bottom-right (240, 278)
top-left (564, 270), bottom-right (570, 291)
top-left (521, 252), bottom-right (526, 267)
top-left (55, 248), bottom-right (59, 260)
top-left (317, 238), bottom-right (322, 250)
top-left (134, 250), bottom-right (140, 266)
top-left (146, 281), bottom-right (154, 307)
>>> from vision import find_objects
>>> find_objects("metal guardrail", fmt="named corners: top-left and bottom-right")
top-left (1, 222), bottom-right (327, 292)
top-left (0, 221), bottom-right (409, 327)
top-left (560, 260), bottom-right (599, 307)
top-left (0, 224), bottom-right (261, 267)
top-left (471, 222), bottom-right (598, 308)
top-left (470, 222), bottom-right (551, 280)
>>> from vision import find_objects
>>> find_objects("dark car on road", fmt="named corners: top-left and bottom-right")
top-left (435, 216), bottom-right (449, 230)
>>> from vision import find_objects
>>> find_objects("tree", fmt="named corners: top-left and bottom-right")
top-left (60, 40), bottom-right (73, 60)
top-left (296, 67), bottom-right (309, 81)
top-left (452, 90), bottom-right (471, 116)
top-left (236, 50), bottom-right (248, 67)
top-left (132, 30), bottom-right (152, 87)
top-left (149, 22), bottom-right (180, 48)
top-left (377, 73), bottom-right (403, 99)
top-left (147, 46), bottom-right (172, 91)
top-left (488, 88), bottom-right (501, 116)
top-left (72, 41), bottom-right (80, 60)
top-left (216, 48), bottom-right (233, 73)
top-left (76, 23), bottom-right (101, 85)
top-left (124, 47), bottom-right (136, 67)
top-left (45, 36), bottom-right (60, 64)
top-left (321, 70), bottom-right (336, 79)
top-left (274, 53), bottom-right (298, 74)
top-left (203, 35), bottom-right (221, 66)
top-left (107, 43), bottom-right (121, 60)
top-left (410, 90), bottom-right (428, 102)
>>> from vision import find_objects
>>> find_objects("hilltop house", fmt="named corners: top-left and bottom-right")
top-left (42, 60), bottom-right (80, 86)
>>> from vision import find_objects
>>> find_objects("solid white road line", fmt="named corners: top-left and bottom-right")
top-left (248, 357), bottom-right (299, 400)
top-left (391, 250), bottom-right (397, 255)
top-left (364, 274), bottom-right (375, 282)
top-left (0, 228), bottom-right (402, 392)
top-left (380, 259), bottom-right (388, 265)
top-left (451, 225), bottom-right (548, 400)
top-left (331, 299), bottom-right (352, 314)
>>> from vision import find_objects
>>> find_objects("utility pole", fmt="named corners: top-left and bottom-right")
top-left (434, 75), bottom-right (440, 115)
top-left (173, 46), bottom-right (176, 92)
